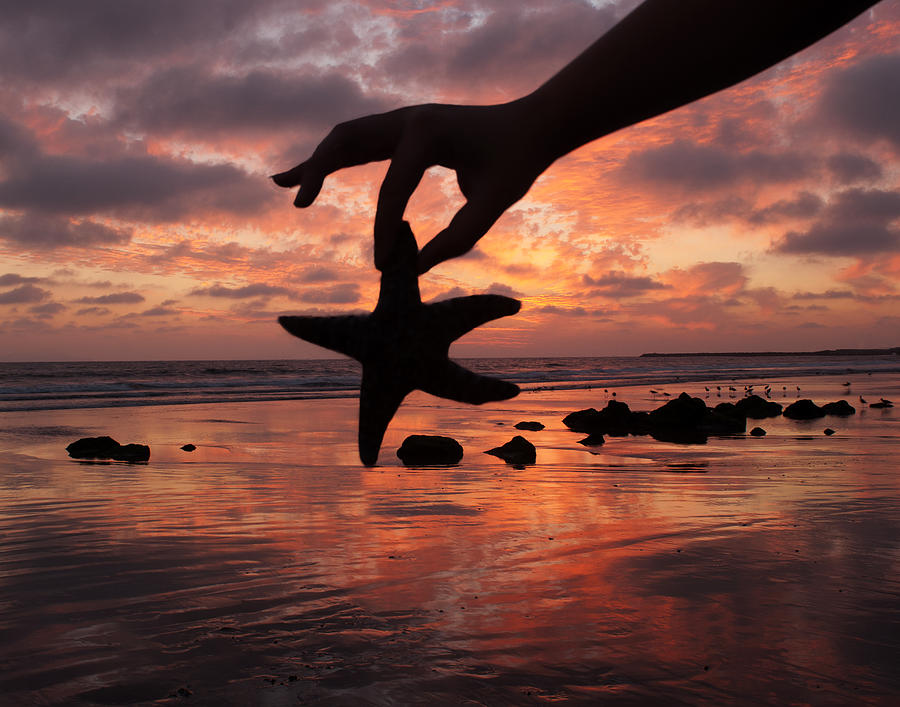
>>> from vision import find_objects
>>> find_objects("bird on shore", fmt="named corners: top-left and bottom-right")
top-left (279, 222), bottom-right (520, 466)
top-left (859, 395), bottom-right (867, 404)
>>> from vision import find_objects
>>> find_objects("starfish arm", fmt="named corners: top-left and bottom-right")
top-left (426, 295), bottom-right (521, 343)
top-left (418, 359), bottom-right (520, 405)
top-left (358, 367), bottom-right (411, 466)
top-left (278, 314), bottom-right (370, 361)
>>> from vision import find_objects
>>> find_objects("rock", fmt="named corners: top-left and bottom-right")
top-left (783, 399), bottom-right (825, 419)
top-left (396, 435), bottom-right (464, 465)
top-left (869, 400), bottom-right (893, 409)
top-left (562, 408), bottom-right (603, 433)
top-left (750, 427), bottom-right (767, 437)
top-left (578, 432), bottom-right (605, 446)
top-left (821, 400), bottom-right (855, 416)
top-left (514, 421), bottom-right (545, 431)
top-left (181, 443), bottom-right (197, 452)
top-left (114, 443), bottom-right (151, 462)
top-left (66, 436), bottom-right (150, 462)
top-left (562, 400), bottom-right (638, 436)
top-left (824, 428), bottom-right (836, 436)
top-left (485, 435), bottom-right (536, 465)
top-left (734, 395), bottom-right (783, 419)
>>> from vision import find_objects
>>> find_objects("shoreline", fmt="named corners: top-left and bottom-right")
top-left (1, 371), bottom-right (898, 704)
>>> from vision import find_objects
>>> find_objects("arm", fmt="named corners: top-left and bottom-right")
top-left (273, 0), bottom-right (880, 273)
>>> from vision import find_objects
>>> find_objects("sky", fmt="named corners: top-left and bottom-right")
top-left (1, 0), bottom-right (898, 361)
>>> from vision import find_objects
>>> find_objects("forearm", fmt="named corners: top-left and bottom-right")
top-left (520, 0), bottom-right (879, 163)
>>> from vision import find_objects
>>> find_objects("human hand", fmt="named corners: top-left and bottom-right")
top-left (272, 101), bottom-right (551, 273)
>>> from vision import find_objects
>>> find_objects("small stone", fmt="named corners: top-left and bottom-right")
top-left (181, 443), bottom-right (197, 452)
top-left (514, 421), bottom-right (545, 431)
top-left (485, 435), bottom-right (536, 465)
top-left (396, 435), bottom-right (463, 465)
top-left (578, 432), bottom-right (605, 446)
top-left (824, 428), bottom-right (836, 436)
top-left (749, 427), bottom-right (766, 437)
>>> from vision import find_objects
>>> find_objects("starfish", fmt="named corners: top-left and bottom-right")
top-left (279, 222), bottom-right (521, 466)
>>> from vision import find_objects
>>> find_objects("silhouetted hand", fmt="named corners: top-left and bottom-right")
top-left (272, 101), bottom-right (551, 273)
top-left (274, 0), bottom-right (878, 274)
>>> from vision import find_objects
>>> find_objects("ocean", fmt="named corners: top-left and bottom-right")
top-left (1, 353), bottom-right (898, 412)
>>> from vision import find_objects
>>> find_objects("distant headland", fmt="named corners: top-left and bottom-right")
top-left (640, 347), bottom-right (900, 358)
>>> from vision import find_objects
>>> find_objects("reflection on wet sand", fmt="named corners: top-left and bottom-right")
top-left (0, 376), bottom-right (898, 704)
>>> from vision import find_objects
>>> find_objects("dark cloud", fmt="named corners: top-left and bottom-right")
top-left (75, 292), bottom-right (145, 305)
top-left (140, 306), bottom-right (179, 317)
top-left (30, 301), bottom-right (67, 317)
top-left (818, 52), bottom-right (900, 148)
top-left (0, 273), bottom-right (42, 286)
top-left (117, 68), bottom-right (392, 138)
top-left (747, 191), bottom-right (824, 225)
top-left (295, 266), bottom-right (341, 283)
top-left (793, 290), bottom-right (855, 300)
top-left (583, 271), bottom-right (669, 297)
top-left (191, 283), bottom-right (293, 299)
top-left (774, 189), bottom-right (900, 256)
top-left (484, 282), bottom-right (523, 298)
top-left (297, 283), bottom-right (360, 304)
top-left (0, 214), bottom-right (131, 249)
top-left (0, 283), bottom-right (51, 304)
top-left (0, 0), bottom-right (273, 84)
top-left (826, 153), bottom-right (883, 184)
top-left (536, 305), bottom-right (588, 316)
top-left (75, 306), bottom-right (111, 316)
top-left (620, 140), bottom-right (814, 192)
top-left (0, 147), bottom-right (272, 220)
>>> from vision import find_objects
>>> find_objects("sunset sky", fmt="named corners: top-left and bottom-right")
top-left (1, 0), bottom-right (898, 361)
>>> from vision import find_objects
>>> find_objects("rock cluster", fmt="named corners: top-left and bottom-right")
top-left (66, 436), bottom-right (150, 462)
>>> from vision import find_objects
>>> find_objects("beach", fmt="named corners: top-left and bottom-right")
top-left (1, 367), bottom-right (898, 705)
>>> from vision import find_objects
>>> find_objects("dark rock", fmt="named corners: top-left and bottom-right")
top-left (821, 400), bottom-right (855, 416)
top-left (750, 427), bottom-right (767, 437)
top-left (562, 400), bottom-right (636, 436)
top-left (578, 432), bottom-right (605, 446)
top-left (562, 408), bottom-right (603, 433)
top-left (485, 435), bottom-right (536, 465)
top-left (181, 443), bottom-right (197, 452)
top-left (734, 394), bottom-right (783, 419)
top-left (783, 399), bottom-right (825, 419)
top-left (824, 428), bottom-right (836, 436)
top-left (66, 436), bottom-right (150, 462)
top-left (514, 421), bottom-right (545, 431)
top-left (397, 435), bottom-right (464, 465)
top-left (114, 443), bottom-right (151, 462)
top-left (869, 400), bottom-right (893, 409)
top-left (66, 436), bottom-right (121, 459)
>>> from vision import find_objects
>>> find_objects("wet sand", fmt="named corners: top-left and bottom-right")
top-left (1, 372), bottom-right (898, 705)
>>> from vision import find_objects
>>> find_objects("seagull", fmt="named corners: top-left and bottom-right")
top-left (279, 222), bottom-right (520, 465)
top-left (859, 395), bottom-right (867, 404)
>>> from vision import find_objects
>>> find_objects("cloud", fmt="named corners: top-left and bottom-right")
top-left (294, 266), bottom-right (341, 283)
top-left (0, 214), bottom-right (131, 249)
top-left (116, 68), bottom-right (393, 138)
top-left (30, 301), bottom-right (67, 317)
top-left (75, 306), bottom-right (111, 316)
top-left (619, 140), bottom-right (814, 192)
top-left (484, 282), bottom-right (523, 298)
top-left (139, 306), bottom-right (179, 317)
top-left (297, 283), bottom-right (360, 304)
top-left (817, 52), bottom-right (900, 148)
top-left (747, 191), bottom-right (824, 225)
top-left (826, 153), bottom-right (883, 184)
top-left (793, 290), bottom-right (855, 300)
top-left (0, 283), bottom-right (51, 304)
top-left (75, 292), bottom-right (145, 304)
top-left (774, 188), bottom-right (900, 256)
top-left (0, 273), bottom-right (42, 286)
top-left (190, 283), bottom-right (293, 299)
top-left (582, 271), bottom-right (670, 298)
top-left (0, 148), bottom-right (272, 220)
